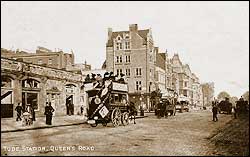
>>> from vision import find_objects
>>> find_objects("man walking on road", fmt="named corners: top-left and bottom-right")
top-left (212, 102), bottom-right (218, 122)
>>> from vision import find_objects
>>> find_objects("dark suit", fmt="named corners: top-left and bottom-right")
top-left (45, 105), bottom-right (54, 125)
top-left (212, 106), bottom-right (218, 121)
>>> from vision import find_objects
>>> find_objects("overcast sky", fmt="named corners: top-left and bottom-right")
top-left (1, 1), bottom-right (249, 97)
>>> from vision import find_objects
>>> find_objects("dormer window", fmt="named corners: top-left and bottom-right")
top-left (117, 36), bottom-right (121, 40)
top-left (125, 34), bottom-right (129, 39)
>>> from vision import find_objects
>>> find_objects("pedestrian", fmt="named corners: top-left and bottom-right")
top-left (80, 105), bottom-right (84, 115)
top-left (45, 102), bottom-right (55, 125)
top-left (212, 102), bottom-right (218, 122)
top-left (161, 101), bottom-right (167, 118)
top-left (31, 102), bottom-right (36, 121)
top-left (232, 101), bottom-right (237, 119)
top-left (84, 74), bottom-right (91, 83)
top-left (26, 104), bottom-right (33, 125)
top-left (239, 96), bottom-right (244, 102)
top-left (15, 103), bottom-right (23, 121)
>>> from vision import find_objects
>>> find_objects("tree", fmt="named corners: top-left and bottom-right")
top-left (230, 96), bottom-right (238, 105)
top-left (217, 91), bottom-right (231, 101)
top-left (242, 91), bottom-right (249, 102)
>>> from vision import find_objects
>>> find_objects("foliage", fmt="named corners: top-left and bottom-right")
top-left (242, 91), bottom-right (249, 102)
top-left (217, 91), bottom-right (231, 101)
top-left (230, 96), bottom-right (238, 105)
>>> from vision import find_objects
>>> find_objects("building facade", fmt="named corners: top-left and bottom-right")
top-left (105, 24), bottom-right (156, 110)
top-left (201, 82), bottom-right (215, 107)
top-left (1, 57), bottom-right (85, 118)
top-left (1, 46), bottom-right (75, 70)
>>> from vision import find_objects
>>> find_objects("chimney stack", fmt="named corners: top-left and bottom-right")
top-left (108, 28), bottom-right (112, 40)
top-left (129, 24), bottom-right (138, 32)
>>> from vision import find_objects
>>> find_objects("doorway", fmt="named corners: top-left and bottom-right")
top-left (22, 92), bottom-right (38, 111)
top-left (66, 95), bottom-right (74, 115)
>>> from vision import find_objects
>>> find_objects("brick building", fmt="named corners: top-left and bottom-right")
top-left (1, 46), bottom-right (75, 70)
top-left (105, 24), bottom-right (156, 110)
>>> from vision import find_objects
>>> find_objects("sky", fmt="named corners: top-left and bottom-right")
top-left (1, 1), bottom-right (249, 97)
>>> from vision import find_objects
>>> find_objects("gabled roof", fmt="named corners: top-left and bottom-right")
top-left (156, 53), bottom-right (166, 70)
top-left (106, 29), bottom-right (149, 47)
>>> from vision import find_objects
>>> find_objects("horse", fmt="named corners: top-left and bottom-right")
top-left (128, 102), bottom-right (137, 124)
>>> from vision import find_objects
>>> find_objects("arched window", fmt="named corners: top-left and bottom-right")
top-left (1, 76), bottom-right (14, 118)
top-left (65, 84), bottom-right (76, 93)
top-left (22, 79), bottom-right (40, 111)
top-left (22, 79), bottom-right (40, 88)
top-left (1, 76), bottom-right (13, 88)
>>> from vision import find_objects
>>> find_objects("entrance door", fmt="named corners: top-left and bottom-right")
top-left (66, 95), bottom-right (73, 115)
top-left (22, 92), bottom-right (38, 111)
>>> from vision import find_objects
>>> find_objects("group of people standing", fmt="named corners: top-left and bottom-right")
top-left (211, 96), bottom-right (247, 122)
top-left (84, 72), bottom-right (126, 86)
top-left (15, 103), bottom-right (36, 125)
top-left (14, 102), bottom-right (54, 125)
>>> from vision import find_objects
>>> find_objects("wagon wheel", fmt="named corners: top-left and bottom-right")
top-left (111, 108), bottom-right (121, 127)
top-left (121, 112), bottom-right (129, 126)
top-left (173, 106), bottom-right (176, 116)
top-left (90, 123), bottom-right (97, 127)
top-left (102, 122), bottom-right (107, 127)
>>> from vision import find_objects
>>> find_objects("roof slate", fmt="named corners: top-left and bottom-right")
top-left (106, 29), bottom-right (149, 47)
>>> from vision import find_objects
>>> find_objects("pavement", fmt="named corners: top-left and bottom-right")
top-left (1, 113), bottom-right (150, 133)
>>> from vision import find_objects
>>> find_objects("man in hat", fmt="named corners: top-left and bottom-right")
top-left (212, 101), bottom-right (218, 122)
top-left (45, 102), bottom-right (55, 125)
top-left (84, 74), bottom-right (91, 83)
top-left (91, 73), bottom-right (96, 82)
top-left (109, 72), bottom-right (116, 81)
top-left (118, 73), bottom-right (125, 83)
top-left (15, 103), bottom-right (23, 121)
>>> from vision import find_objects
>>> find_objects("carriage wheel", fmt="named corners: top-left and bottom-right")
top-left (111, 108), bottom-right (121, 127)
top-left (90, 123), bottom-right (97, 127)
top-left (121, 112), bottom-right (129, 126)
top-left (102, 122), bottom-right (107, 127)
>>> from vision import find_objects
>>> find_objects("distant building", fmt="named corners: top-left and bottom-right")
top-left (155, 48), bottom-right (175, 98)
top-left (191, 73), bottom-right (203, 108)
top-left (66, 61), bottom-right (91, 74)
top-left (1, 47), bottom-right (75, 70)
top-left (201, 82), bottom-right (215, 107)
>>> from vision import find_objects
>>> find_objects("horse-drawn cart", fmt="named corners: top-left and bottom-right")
top-left (84, 79), bottom-right (133, 127)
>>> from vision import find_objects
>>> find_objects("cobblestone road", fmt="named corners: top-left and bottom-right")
top-left (1, 110), bottom-right (233, 156)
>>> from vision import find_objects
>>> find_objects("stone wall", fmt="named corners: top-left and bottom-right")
top-left (1, 57), bottom-right (84, 118)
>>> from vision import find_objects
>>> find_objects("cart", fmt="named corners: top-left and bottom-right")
top-left (85, 79), bottom-right (131, 127)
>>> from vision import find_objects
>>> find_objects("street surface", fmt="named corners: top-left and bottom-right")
top-left (1, 110), bottom-right (233, 156)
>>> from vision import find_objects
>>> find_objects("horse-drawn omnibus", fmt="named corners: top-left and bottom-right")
top-left (84, 78), bottom-right (135, 127)
top-left (218, 97), bottom-right (232, 114)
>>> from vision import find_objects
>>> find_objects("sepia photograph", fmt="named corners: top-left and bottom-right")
top-left (1, 1), bottom-right (249, 156)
